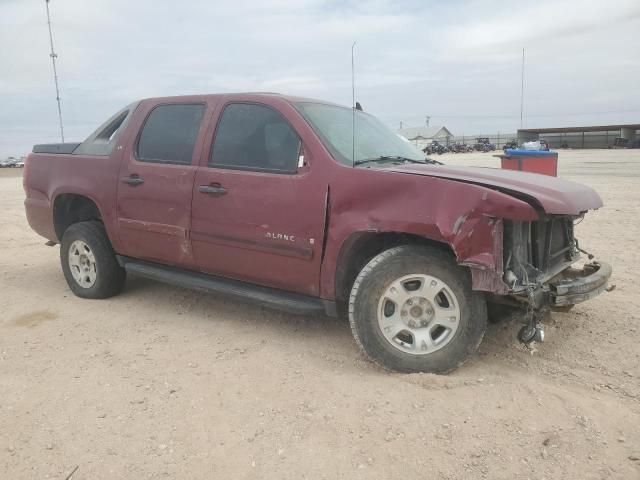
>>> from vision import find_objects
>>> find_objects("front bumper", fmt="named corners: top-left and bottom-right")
top-left (548, 262), bottom-right (612, 306)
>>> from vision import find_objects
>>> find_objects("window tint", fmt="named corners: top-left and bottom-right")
top-left (137, 104), bottom-right (205, 165)
top-left (210, 103), bottom-right (300, 173)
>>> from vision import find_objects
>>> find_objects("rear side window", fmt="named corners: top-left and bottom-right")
top-left (137, 104), bottom-right (205, 165)
top-left (73, 102), bottom-right (138, 156)
top-left (210, 103), bottom-right (300, 173)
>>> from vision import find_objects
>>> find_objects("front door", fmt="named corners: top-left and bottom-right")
top-left (116, 101), bottom-right (208, 268)
top-left (190, 102), bottom-right (327, 296)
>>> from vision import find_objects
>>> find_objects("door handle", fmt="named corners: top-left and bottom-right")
top-left (122, 175), bottom-right (144, 186)
top-left (199, 184), bottom-right (227, 196)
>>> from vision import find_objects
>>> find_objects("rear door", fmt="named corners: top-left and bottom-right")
top-left (116, 100), bottom-right (208, 267)
top-left (190, 101), bottom-right (327, 296)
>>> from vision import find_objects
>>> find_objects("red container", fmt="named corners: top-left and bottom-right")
top-left (498, 149), bottom-right (558, 177)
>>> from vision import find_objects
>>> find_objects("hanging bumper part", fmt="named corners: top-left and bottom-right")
top-left (549, 262), bottom-right (613, 306)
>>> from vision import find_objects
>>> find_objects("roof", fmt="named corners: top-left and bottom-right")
top-left (396, 126), bottom-right (453, 140)
top-left (139, 92), bottom-right (342, 107)
top-left (518, 124), bottom-right (640, 134)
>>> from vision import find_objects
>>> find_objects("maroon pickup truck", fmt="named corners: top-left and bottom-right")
top-left (24, 93), bottom-right (611, 373)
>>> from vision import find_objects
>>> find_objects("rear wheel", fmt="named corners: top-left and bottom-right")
top-left (348, 245), bottom-right (487, 373)
top-left (60, 221), bottom-right (125, 299)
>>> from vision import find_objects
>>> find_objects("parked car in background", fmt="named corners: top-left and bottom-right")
top-left (1, 158), bottom-right (17, 167)
top-left (24, 93), bottom-right (612, 373)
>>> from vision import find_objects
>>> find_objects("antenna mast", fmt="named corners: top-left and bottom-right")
top-left (520, 48), bottom-right (525, 129)
top-left (351, 41), bottom-right (356, 166)
top-left (45, 0), bottom-right (64, 142)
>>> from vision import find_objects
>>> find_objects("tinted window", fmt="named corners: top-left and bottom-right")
top-left (210, 103), bottom-right (300, 173)
top-left (137, 104), bottom-right (205, 165)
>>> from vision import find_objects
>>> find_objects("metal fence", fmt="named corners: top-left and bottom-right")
top-left (518, 131), bottom-right (622, 149)
top-left (448, 134), bottom-right (518, 149)
top-left (448, 131), bottom-right (637, 149)
top-left (407, 130), bottom-right (639, 150)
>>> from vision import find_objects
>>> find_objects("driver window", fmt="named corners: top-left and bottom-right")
top-left (210, 103), bottom-right (301, 174)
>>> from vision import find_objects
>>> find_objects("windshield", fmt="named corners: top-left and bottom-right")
top-left (295, 102), bottom-right (424, 166)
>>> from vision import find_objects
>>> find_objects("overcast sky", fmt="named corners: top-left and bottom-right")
top-left (1, 0), bottom-right (639, 156)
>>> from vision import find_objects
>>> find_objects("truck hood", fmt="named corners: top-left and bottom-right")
top-left (383, 164), bottom-right (603, 215)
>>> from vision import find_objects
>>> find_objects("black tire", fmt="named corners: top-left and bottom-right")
top-left (60, 221), bottom-right (126, 299)
top-left (348, 245), bottom-right (487, 374)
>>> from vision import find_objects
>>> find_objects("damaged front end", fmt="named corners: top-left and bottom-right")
top-left (375, 162), bottom-right (613, 344)
top-left (501, 216), bottom-right (613, 343)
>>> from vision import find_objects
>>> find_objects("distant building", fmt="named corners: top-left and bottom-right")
top-left (397, 126), bottom-right (454, 149)
top-left (518, 124), bottom-right (640, 149)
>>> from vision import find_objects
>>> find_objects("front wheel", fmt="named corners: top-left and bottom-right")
top-left (348, 245), bottom-right (487, 373)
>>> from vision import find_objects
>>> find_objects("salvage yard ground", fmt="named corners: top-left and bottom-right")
top-left (1, 149), bottom-right (639, 479)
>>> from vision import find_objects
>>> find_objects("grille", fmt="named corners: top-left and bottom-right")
top-left (531, 218), bottom-right (575, 271)
top-left (504, 217), bottom-right (577, 282)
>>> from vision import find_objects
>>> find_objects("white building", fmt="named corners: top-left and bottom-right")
top-left (396, 126), bottom-right (454, 150)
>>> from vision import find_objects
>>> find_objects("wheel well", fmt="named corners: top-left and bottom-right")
top-left (53, 194), bottom-right (102, 240)
top-left (335, 232), bottom-right (455, 306)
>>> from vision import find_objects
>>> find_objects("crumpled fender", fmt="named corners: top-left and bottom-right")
top-left (320, 171), bottom-right (539, 299)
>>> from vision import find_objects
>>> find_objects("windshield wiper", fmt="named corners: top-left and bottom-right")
top-left (354, 155), bottom-right (442, 166)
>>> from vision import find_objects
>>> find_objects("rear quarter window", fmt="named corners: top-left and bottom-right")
top-left (73, 103), bottom-right (138, 156)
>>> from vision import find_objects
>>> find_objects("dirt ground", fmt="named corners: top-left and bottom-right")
top-left (1, 150), bottom-right (638, 480)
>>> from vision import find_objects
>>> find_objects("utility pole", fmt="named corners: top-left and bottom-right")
top-left (45, 0), bottom-right (64, 142)
top-left (520, 48), bottom-right (525, 130)
top-left (425, 116), bottom-right (431, 127)
top-left (400, 121), bottom-right (403, 129)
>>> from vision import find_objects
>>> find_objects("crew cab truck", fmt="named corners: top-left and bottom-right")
top-left (24, 93), bottom-right (612, 373)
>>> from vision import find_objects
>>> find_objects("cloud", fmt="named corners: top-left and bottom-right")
top-left (441, 0), bottom-right (640, 54)
top-left (0, 0), bottom-right (639, 155)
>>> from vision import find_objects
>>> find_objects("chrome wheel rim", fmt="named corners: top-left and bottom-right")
top-left (68, 240), bottom-right (97, 288)
top-left (377, 274), bottom-right (461, 355)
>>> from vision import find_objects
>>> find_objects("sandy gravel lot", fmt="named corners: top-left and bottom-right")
top-left (1, 150), bottom-right (638, 479)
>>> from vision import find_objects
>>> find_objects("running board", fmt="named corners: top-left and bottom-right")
top-left (117, 256), bottom-right (336, 317)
